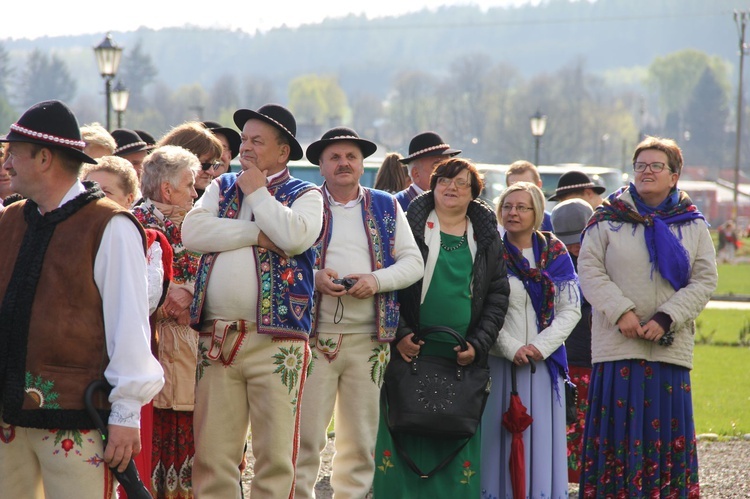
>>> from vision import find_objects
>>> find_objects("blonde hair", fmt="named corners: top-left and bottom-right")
top-left (80, 122), bottom-right (116, 155)
top-left (81, 155), bottom-right (140, 199)
top-left (497, 181), bottom-right (545, 230)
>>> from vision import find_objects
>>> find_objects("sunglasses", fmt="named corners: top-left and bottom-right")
top-left (200, 161), bottom-right (223, 171)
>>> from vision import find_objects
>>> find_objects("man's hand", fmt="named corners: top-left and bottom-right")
top-left (236, 165), bottom-right (267, 195)
top-left (104, 424), bottom-right (140, 473)
top-left (315, 268), bottom-right (348, 297)
top-left (345, 274), bottom-right (378, 299)
top-left (617, 310), bottom-right (644, 339)
top-left (258, 231), bottom-right (288, 258)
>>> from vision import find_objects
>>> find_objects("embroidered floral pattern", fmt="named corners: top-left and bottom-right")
top-left (272, 345), bottom-right (304, 394)
top-left (377, 449), bottom-right (394, 474)
top-left (566, 369), bottom-right (591, 475)
top-left (460, 460), bottom-right (476, 484)
top-left (24, 372), bottom-right (60, 409)
top-left (196, 342), bottom-right (210, 382)
top-left (368, 344), bottom-right (390, 387)
top-left (45, 429), bottom-right (93, 457)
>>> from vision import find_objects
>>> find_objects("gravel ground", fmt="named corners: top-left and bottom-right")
top-left (241, 437), bottom-right (750, 498)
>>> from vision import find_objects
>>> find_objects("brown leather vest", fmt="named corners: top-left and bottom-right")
top-left (0, 194), bottom-right (145, 429)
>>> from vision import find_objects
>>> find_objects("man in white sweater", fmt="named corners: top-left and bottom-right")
top-left (181, 104), bottom-right (324, 499)
top-left (294, 127), bottom-right (424, 499)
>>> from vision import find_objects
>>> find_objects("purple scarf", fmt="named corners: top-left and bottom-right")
top-left (502, 231), bottom-right (578, 397)
top-left (584, 184), bottom-right (705, 291)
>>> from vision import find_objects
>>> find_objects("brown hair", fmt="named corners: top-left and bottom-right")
top-left (157, 122), bottom-right (223, 162)
top-left (429, 157), bottom-right (484, 200)
top-left (632, 136), bottom-right (683, 176)
top-left (374, 152), bottom-right (409, 193)
top-left (81, 155), bottom-right (140, 198)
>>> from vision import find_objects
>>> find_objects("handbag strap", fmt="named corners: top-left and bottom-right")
top-left (379, 389), bottom-right (471, 479)
top-left (414, 325), bottom-right (468, 351)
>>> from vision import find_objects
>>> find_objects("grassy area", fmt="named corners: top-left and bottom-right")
top-left (695, 308), bottom-right (750, 345)
top-left (715, 264), bottom-right (750, 296)
top-left (692, 345), bottom-right (750, 436)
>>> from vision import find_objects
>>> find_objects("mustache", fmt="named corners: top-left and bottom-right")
top-left (335, 166), bottom-right (353, 174)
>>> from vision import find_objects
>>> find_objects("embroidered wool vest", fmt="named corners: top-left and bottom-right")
top-left (190, 170), bottom-right (320, 340)
top-left (313, 187), bottom-right (400, 341)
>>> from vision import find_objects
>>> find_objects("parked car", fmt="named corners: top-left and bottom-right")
top-left (477, 163), bottom-right (630, 208)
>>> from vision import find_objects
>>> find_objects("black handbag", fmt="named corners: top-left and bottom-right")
top-left (383, 326), bottom-right (491, 440)
top-left (565, 378), bottom-right (578, 425)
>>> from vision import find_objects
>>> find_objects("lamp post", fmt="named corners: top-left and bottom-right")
top-left (733, 10), bottom-right (749, 219)
top-left (111, 81), bottom-right (130, 129)
top-left (530, 110), bottom-right (548, 166)
top-left (93, 33), bottom-right (123, 132)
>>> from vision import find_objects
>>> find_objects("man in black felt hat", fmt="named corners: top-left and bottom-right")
top-left (182, 104), bottom-right (324, 499)
top-left (0, 100), bottom-right (164, 496)
top-left (394, 131), bottom-right (461, 211)
top-left (548, 170), bottom-right (606, 209)
top-left (112, 128), bottom-right (151, 178)
top-left (294, 127), bottom-right (423, 499)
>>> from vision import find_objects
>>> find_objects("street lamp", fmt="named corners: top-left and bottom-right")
top-left (93, 33), bottom-right (123, 132)
top-left (111, 81), bottom-right (130, 129)
top-left (530, 110), bottom-right (548, 166)
top-left (733, 10), bottom-right (749, 219)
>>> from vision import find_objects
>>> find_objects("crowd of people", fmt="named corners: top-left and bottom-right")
top-left (0, 99), bottom-right (717, 499)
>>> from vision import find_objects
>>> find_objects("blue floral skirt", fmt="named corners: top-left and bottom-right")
top-left (579, 360), bottom-right (699, 498)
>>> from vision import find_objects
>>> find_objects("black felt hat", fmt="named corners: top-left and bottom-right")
top-left (134, 129), bottom-right (157, 150)
top-left (233, 104), bottom-right (302, 161)
top-left (305, 127), bottom-right (377, 165)
top-left (548, 170), bottom-right (606, 201)
top-left (0, 100), bottom-right (96, 164)
top-left (201, 121), bottom-right (241, 160)
top-left (112, 128), bottom-right (150, 157)
top-left (400, 131), bottom-right (461, 164)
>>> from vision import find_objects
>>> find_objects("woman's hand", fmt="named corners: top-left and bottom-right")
top-left (513, 345), bottom-right (540, 365)
top-left (396, 333), bottom-right (423, 362)
top-left (162, 287), bottom-right (193, 320)
top-left (617, 310), bottom-right (644, 339)
top-left (455, 342), bottom-right (476, 366)
top-left (641, 319), bottom-right (666, 343)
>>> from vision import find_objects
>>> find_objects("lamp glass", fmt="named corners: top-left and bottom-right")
top-left (530, 112), bottom-right (548, 137)
top-left (111, 82), bottom-right (130, 112)
top-left (94, 34), bottom-right (123, 77)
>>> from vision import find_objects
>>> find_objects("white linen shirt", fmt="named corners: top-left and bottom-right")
top-left (62, 182), bottom-right (164, 428)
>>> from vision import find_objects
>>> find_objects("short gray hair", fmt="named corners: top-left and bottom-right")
top-left (498, 181), bottom-right (546, 231)
top-left (140, 145), bottom-right (199, 202)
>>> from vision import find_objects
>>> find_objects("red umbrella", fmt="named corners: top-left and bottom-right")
top-left (502, 359), bottom-right (536, 499)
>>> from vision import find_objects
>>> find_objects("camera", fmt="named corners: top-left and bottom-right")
top-left (332, 277), bottom-right (356, 290)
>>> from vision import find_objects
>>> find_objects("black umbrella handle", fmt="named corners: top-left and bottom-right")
top-left (84, 380), bottom-right (153, 499)
top-left (510, 357), bottom-right (536, 394)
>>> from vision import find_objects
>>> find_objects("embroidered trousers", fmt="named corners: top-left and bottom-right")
top-left (295, 333), bottom-right (391, 499)
top-left (0, 418), bottom-right (115, 499)
top-left (192, 322), bottom-right (309, 499)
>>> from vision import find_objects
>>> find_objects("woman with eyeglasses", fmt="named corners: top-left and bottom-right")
top-left (157, 121), bottom-right (224, 200)
top-left (373, 157), bottom-right (509, 498)
top-left (577, 136), bottom-right (717, 497)
top-left (481, 181), bottom-right (581, 499)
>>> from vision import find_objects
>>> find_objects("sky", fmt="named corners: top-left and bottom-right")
top-left (4, 0), bottom-right (537, 40)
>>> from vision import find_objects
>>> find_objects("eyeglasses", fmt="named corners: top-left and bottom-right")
top-left (500, 204), bottom-right (534, 213)
top-left (201, 161), bottom-right (223, 171)
top-left (436, 176), bottom-right (471, 189)
top-left (633, 161), bottom-right (670, 173)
